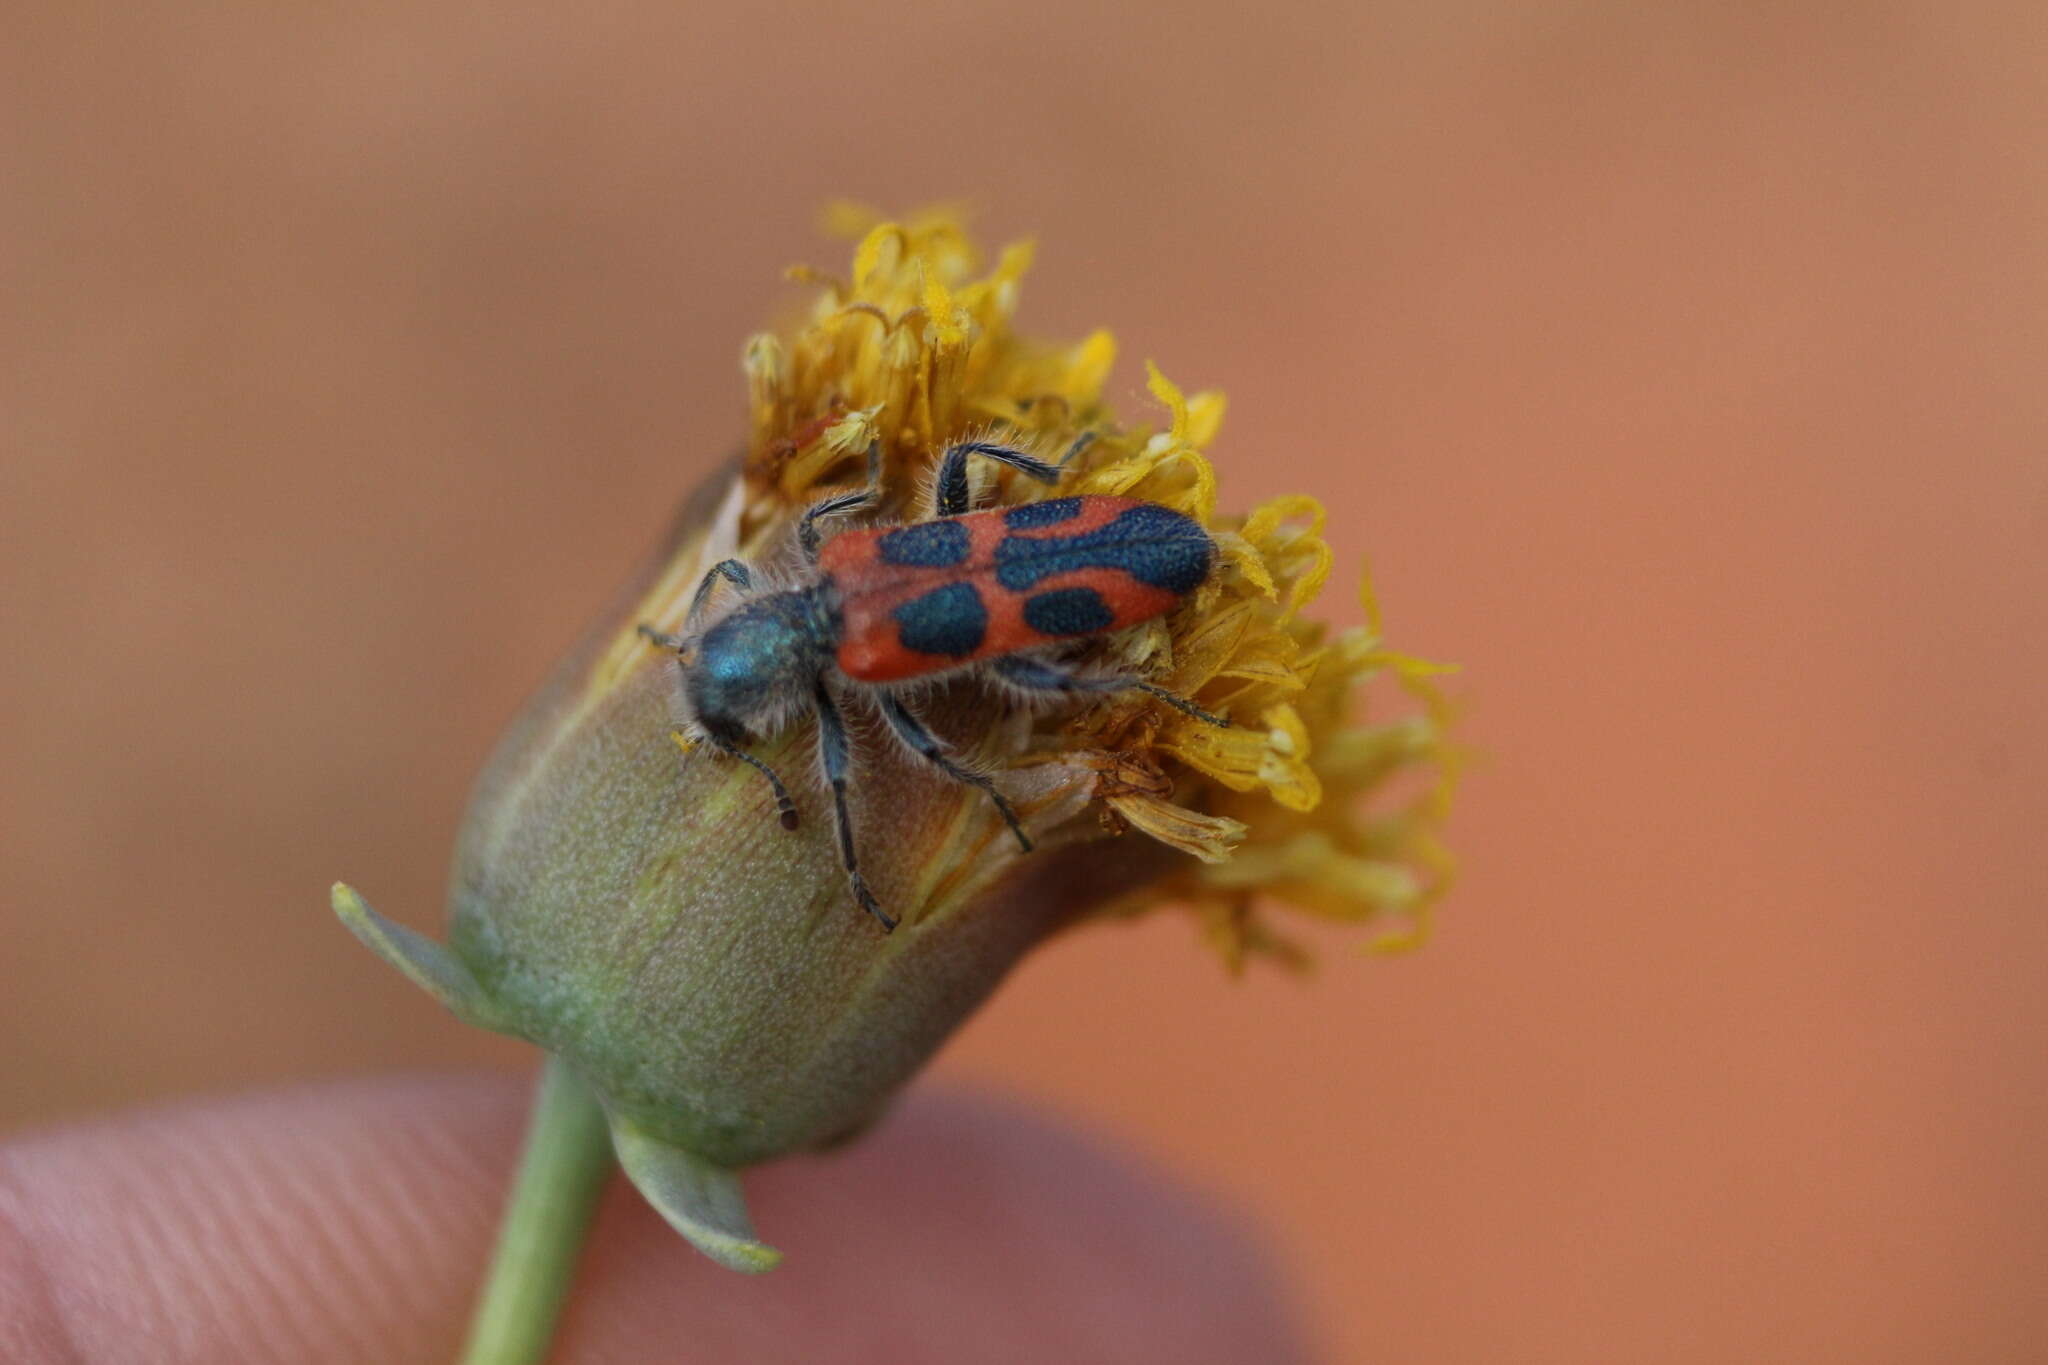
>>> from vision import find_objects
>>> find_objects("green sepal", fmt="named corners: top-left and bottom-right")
top-left (610, 1116), bottom-right (783, 1273)
top-left (331, 882), bottom-right (515, 1035)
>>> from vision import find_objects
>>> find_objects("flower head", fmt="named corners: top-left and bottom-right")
top-left (701, 206), bottom-right (1458, 962)
top-left (334, 206), bottom-right (1456, 1269)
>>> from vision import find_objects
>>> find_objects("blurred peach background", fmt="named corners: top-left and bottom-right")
top-left (6, 4), bottom-right (2045, 1361)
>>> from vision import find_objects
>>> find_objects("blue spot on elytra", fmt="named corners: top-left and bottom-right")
top-left (892, 582), bottom-right (987, 657)
top-left (1004, 497), bottom-right (1084, 529)
top-left (1023, 586), bottom-right (1116, 637)
top-left (993, 504), bottom-right (1213, 594)
top-left (879, 519), bottom-right (970, 568)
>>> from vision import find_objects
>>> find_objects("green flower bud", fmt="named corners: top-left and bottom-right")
top-left (336, 465), bottom-right (1175, 1269)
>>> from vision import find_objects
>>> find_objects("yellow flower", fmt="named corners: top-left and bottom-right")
top-left (686, 205), bottom-right (1459, 967)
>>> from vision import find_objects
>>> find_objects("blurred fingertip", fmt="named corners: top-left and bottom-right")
top-left (1, 1073), bottom-right (1314, 1364)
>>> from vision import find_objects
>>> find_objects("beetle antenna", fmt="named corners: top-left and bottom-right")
top-left (1057, 430), bottom-right (1098, 467)
top-left (1131, 680), bottom-right (1229, 727)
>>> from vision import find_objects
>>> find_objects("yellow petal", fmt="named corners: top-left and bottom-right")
top-left (1214, 531), bottom-right (1277, 600)
top-left (1185, 390), bottom-right (1227, 449)
top-left (1155, 704), bottom-right (1320, 812)
top-left (851, 222), bottom-right (904, 293)
top-left (1106, 792), bottom-right (1247, 863)
top-left (1240, 496), bottom-right (1332, 622)
top-left (1159, 600), bottom-right (1258, 689)
top-left (1358, 559), bottom-right (1386, 633)
top-left (1209, 651), bottom-right (1312, 693)
top-left (921, 264), bottom-right (964, 343)
top-left (1255, 706), bottom-right (1323, 812)
top-left (1145, 359), bottom-right (1190, 442)
top-left (743, 334), bottom-right (787, 438)
top-left (1067, 329), bottom-right (1117, 402)
top-left (1196, 898), bottom-right (1311, 975)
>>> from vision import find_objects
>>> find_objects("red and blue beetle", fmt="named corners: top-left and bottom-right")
top-left (639, 437), bottom-right (1227, 931)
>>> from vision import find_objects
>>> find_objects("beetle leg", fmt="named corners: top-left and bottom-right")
top-left (798, 440), bottom-right (885, 560)
top-left (635, 624), bottom-right (689, 651)
top-left (798, 488), bottom-right (878, 559)
top-left (637, 558), bottom-right (751, 648)
top-left (933, 440), bottom-right (1063, 517)
top-left (876, 693), bottom-right (1032, 853)
top-left (991, 655), bottom-right (1230, 728)
top-left (705, 734), bottom-right (800, 831)
top-left (811, 679), bottom-right (897, 931)
top-left (687, 558), bottom-right (754, 632)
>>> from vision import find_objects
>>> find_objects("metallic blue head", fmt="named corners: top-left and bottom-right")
top-left (685, 587), bottom-right (839, 744)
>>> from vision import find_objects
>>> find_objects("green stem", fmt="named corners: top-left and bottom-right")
top-left (459, 1057), bottom-right (615, 1365)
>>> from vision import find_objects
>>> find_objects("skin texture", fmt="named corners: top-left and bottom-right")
top-left (0, 1075), bottom-right (1309, 1365)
